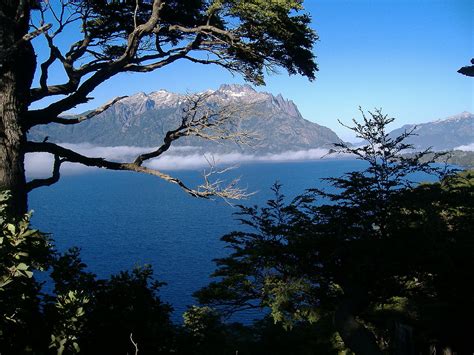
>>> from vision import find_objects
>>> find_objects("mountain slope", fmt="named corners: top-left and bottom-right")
top-left (28, 84), bottom-right (342, 153)
top-left (389, 111), bottom-right (473, 151)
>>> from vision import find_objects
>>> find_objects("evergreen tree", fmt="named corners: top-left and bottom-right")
top-left (196, 110), bottom-right (472, 354)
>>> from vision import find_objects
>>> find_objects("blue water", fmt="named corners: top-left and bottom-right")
top-left (28, 159), bottom-right (438, 322)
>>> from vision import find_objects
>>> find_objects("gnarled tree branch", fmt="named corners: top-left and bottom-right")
top-left (26, 154), bottom-right (62, 192)
top-left (26, 92), bottom-right (255, 199)
top-left (25, 141), bottom-right (250, 200)
top-left (26, 0), bottom-right (166, 124)
top-left (0, 23), bottom-right (51, 68)
top-left (133, 94), bottom-right (255, 166)
top-left (24, 96), bottom-right (127, 129)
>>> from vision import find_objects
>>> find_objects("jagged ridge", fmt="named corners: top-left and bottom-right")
top-left (28, 84), bottom-right (342, 153)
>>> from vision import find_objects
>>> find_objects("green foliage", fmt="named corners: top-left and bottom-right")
top-left (49, 290), bottom-right (89, 355)
top-left (2, 106), bottom-right (471, 353)
top-left (50, 246), bottom-right (97, 296)
top-left (183, 305), bottom-right (221, 338)
top-left (79, 264), bottom-right (175, 354)
top-left (0, 191), bottom-right (50, 290)
top-left (72, 0), bottom-right (317, 85)
top-left (196, 110), bottom-right (471, 353)
top-left (0, 191), bottom-right (51, 353)
top-left (180, 305), bottom-right (232, 353)
top-left (250, 315), bottom-right (350, 355)
top-left (263, 276), bottom-right (320, 329)
top-left (389, 170), bottom-right (474, 352)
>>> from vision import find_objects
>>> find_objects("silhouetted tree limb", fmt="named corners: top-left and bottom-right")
top-left (25, 154), bottom-right (62, 192)
top-left (25, 94), bottom-right (255, 198)
top-left (24, 96), bottom-right (128, 129)
top-left (132, 94), bottom-right (254, 166)
top-left (458, 58), bottom-right (474, 77)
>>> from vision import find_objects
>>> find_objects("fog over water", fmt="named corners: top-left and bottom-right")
top-left (25, 143), bottom-right (336, 177)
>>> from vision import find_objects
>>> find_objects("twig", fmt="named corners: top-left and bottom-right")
top-left (130, 333), bottom-right (138, 355)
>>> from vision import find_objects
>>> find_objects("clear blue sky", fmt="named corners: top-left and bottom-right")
top-left (31, 0), bottom-right (473, 141)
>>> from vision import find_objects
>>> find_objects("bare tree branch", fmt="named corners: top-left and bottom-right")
top-left (24, 0), bottom-right (270, 126)
top-left (130, 333), bottom-right (139, 355)
top-left (0, 23), bottom-right (51, 67)
top-left (29, 2), bottom-right (88, 103)
top-left (24, 0), bottom-right (247, 124)
top-left (25, 155), bottom-right (62, 192)
top-left (133, 0), bottom-right (140, 29)
top-left (22, 23), bottom-right (52, 42)
top-left (26, 0), bottom-right (166, 123)
top-left (24, 96), bottom-right (127, 129)
top-left (25, 141), bottom-right (250, 200)
top-left (25, 92), bottom-right (257, 198)
top-left (168, 24), bottom-right (237, 43)
top-left (133, 94), bottom-right (255, 166)
top-left (199, 156), bottom-right (255, 204)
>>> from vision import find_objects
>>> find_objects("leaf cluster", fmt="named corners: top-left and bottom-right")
top-left (0, 192), bottom-right (52, 352)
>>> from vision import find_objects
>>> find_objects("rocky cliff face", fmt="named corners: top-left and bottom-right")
top-left (389, 111), bottom-right (474, 151)
top-left (28, 84), bottom-right (342, 153)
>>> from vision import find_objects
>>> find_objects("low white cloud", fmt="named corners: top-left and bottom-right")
top-left (454, 143), bottom-right (474, 152)
top-left (259, 149), bottom-right (330, 161)
top-left (25, 153), bottom-right (95, 178)
top-left (25, 144), bottom-right (338, 178)
top-left (61, 143), bottom-right (155, 161)
top-left (146, 152), bottom-right (253, 170)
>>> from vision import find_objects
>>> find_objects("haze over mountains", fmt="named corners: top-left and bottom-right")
top-left (29, 84), bottom-right (341, 154)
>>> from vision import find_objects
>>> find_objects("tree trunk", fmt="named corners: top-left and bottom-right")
top-left (0, 1), bottom-right (36, 218)
top-left (334, 293), bottom-right (383, 355)
top-left (392, 322), bottom-right (414, 355)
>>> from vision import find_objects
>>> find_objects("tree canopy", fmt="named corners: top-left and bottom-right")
top-left (0, 0), bottom-right (318, 216)
top-left (196, 110), bottom-right (473, 354)
top-left (458, 58), bottom-right (474, 77)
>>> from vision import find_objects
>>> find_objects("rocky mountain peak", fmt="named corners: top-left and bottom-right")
top-left (272, 93), bottom-right (300, 118)
top-left (118, 89), bottom-right (182, 110)
top-left (209, 84), bottom-right (301, 118)
top-left (434, 111), bottom-right (473, 124)
top-left (217, 83), bottom-right (256, 94)
top-left (115, 85), bottom-right (303, 120)
top-left (29, 84), bottom-right (343, 153)
top-left (389, 111), bottom-right (473, 151)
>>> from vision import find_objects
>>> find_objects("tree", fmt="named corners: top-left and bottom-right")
top-left (0, 0), bottom-right (318, 217)
top-left (0, 192), bottom-right (51, 352)
top-left (458, 58), bottom-right (474, 77)
top-left (195, 110), bottom-right (471, 354)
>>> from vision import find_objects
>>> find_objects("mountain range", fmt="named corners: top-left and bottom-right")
top-left (28, 84), bottom-right (342, 154)
top-left (28, 85), bottom-right (473, 154)
top-left (389, 111), bottom-right (473, 151)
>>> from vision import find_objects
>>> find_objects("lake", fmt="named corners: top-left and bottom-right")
top-left (28, 159), bottom-right (438, 322)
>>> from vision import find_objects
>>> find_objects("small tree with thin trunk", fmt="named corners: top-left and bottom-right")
top-left (196, 109), bottom-right (454, 354)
